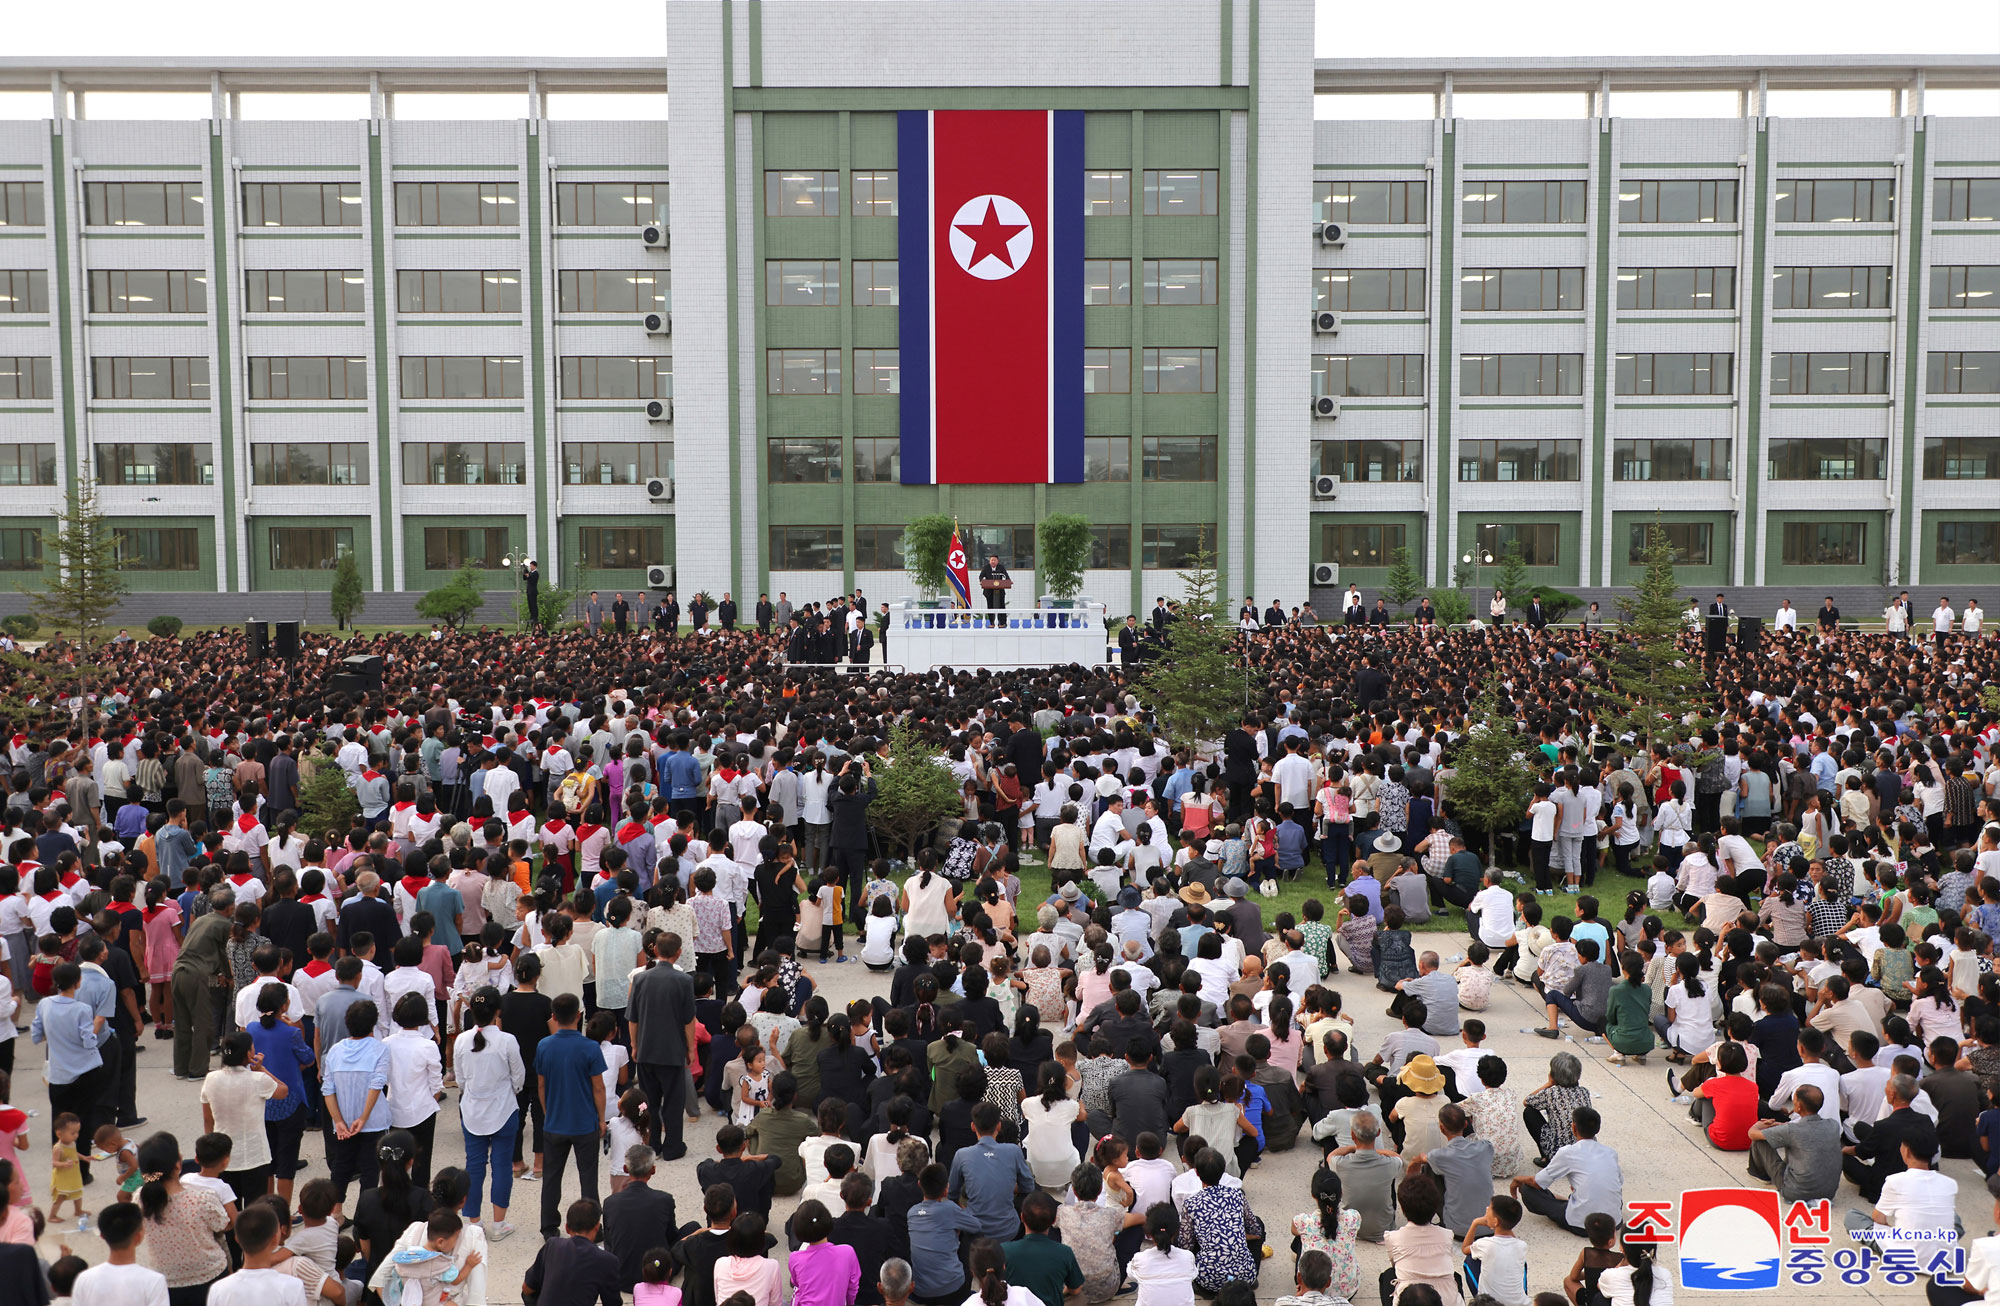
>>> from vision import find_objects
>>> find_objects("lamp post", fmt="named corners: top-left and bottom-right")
top-left (1461, 549), bottom-right (1494, 622)
top-left (501, 553), bottom-right (524, 631)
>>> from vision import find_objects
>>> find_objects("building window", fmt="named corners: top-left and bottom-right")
top-left (1314, 180), bottom-right (1425, 225)
top-left (1770, 352), bottom-right (1889, 395)
top-left (1613, 353), bottom-right (1733, 395)
top-left (0, 357), bottom-right (53, 400)
top-left (1460, 268), bottom-right (1583, 312)
top-left (1084, 260), bottom-right (1132, 306)
top-left (562, 442), bottom-right (674, 485)
top-left (1084, 348), bottom-right (1130, 394)
top-left (559, 356), bottom-right (672, 400)
top-left (1315, 268), bottom-right (1424, 313)
top-left (241, 182), bottom-right (362, 227)
top-left (1617, 267), bottom-right (1736, 311)
top-left (423, 526), bottom-right (510, 570)
top-left (1767, 437), bottom-right (1885, 481)
top-left (269, 526), bottom-right (352, 571)
top-left (767, 437), bottom-right (843, 483)
top-left (1457, 440), bottom-right (1580, 483)
top-left (91, 356), bottom-right (209, 400)
top-left (963, 525), bottom-right (1035, 570)
top-left (84, 182), bottom-right (203, 227)
top-left (1929, 352), bottom-right (2000, 394)
top-left (401, 443), bottom-right (527, 485)
top-left (244, 269), bottom-right (365, 314)
top-left (252, 444), bottom-right (370, 486)
top-left (556, 182), bottom-right (667, 226)
top-left (1475, 522), bottom-right (1560, 567)
top-left (0, 444), bottom-right (56, 485)
top-left (1142, 348), bottom-right (1217, 394)
top-left (1932, 266), bottom-right (2000, 309)
top-left (1612, 439), bottom-right (1732, 482)
top-left (1775, 179), bottom-right (1894, 223)
top-left (1461, 180), bottom-right (1586, 224)
top-left (853, 439), bottom-right (901, 483)
top-left (578, 526), bottom-right (664, 570)
top-left (765, 260), bottom-right (841, 306)
top-left (393, 182), bottom-right (518, 227)
top-left (1320, 523), bottom-right (1404, 569)
top-left (768, 526), bottom-right (843, 570)
top-left (1089, 525), bottom-right (1131, 569)
top-left (1314, 439), bottom-right (1423, 483)
top-left (1936, 522), bottom-right (2000, 566)
top-left (852, 526), bottom-right (903, 570)
top-left (1140, 525), bottom-right (1206, 569)
top-left (0, 528), bottom-right (43, 570)
top-left (1617, 179), bottom-right (1738, 224)
top-left (115, 527), bottom-right (202, 571)
top-left (1084, 171), bottom-right (1130, 217)
top-left (0, 270), bottom-right (46, 315)
top-left (558, 270), bottom-right (668, 314)
top-left (94, 443), bottom-right (213, 486)
top-left (1143, 170), bottom-right (1217, 216)
top-left (1458, 354), bottom-right (1581, 397)
top-left (1083, 437), bottom-right (1130, 482)
top-left (89, 269), bottom-right (206, 315)
top-left (398, 270), bottom-right (521, 314)
top-left (401, 356), bottom-right (523, 400)
top-left (1771, 266), bottom-right (1891, 310)
top-left (1934, 179), bottom-right (2000, 223)
top-left (852, 261), bottom-right (899, 307)
top-left (1314, 354), bottom-right (1424, 398)
top-left (764, 171), bottom-right (838, 217)
top-left (1141, 435), bottom-right (1217, 482)
top-left (1142, 259), bottom-right (1218, 306)
top-left (851, 172), bottom-right (898, 218)
top-left (1628, 522), bottom-right (1712, 566)
top-left (249, 356), bottom-right (368, 401)
top-left (0, 183), bottom-right (43, 227)
top-left (854, 349), bottom-right (899, 395)
top-left (767, 349), bottom-right (841, 395)
top-left (1781, 521), bottom-right (1866, 567)
top-left (1926, 437), bottom-right (2000, 479)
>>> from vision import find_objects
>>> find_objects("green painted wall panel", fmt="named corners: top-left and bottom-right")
top-left (1086, 396), bottom-right (1132, 435)
top-left (850, 114), bottom-right (898, 169)
top-left (1085, 112), bottom-right (1132, 162)
top-left (760, 113), bottom-right (841, 165)
top-left (400, 514), bottom-right (528, 584)
top-left (764, 395), bottom-right (843, 435)
top-left (762, 305), bottom-right (844, 343)
top-left (1761, 510), bottom-right (1887, 587)
top-left (566, 514), bottom-right (677, 594)
top-left (1084, 313), bottom-right (1131, 347)
top-left (1922, 509), bottom-right (2000, 585)
top-left (1453, 510), bottom-right (1582, 588)
top-left (249, 516), bottom-right (373, 592)
top-left (1084, 225), bottom-right (1133, 258)
top-left (1310, 510), bottom-right (1427, 581)
top-left (106, 516), bottom-right (217, 592)
top-left (1607, 511), bottom-right (1733, 588)
top-left (1142, 112), bottom-right (1220, 168)
top-left (761, 224), bottom-right (842, 259)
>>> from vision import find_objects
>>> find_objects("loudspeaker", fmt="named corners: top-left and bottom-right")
top-left (274, 620), bottom-right (301, 661)
top-left (245, 620), bottom-right (269, 660)
top-left (1737, 614), bottom-right (1763, 650)
top-left (326, 673), bottom-right (371, 699)
top-left (1704, 616), bottom-right (1729, 654)
top-left (342, 653), bottom-right (384, 691)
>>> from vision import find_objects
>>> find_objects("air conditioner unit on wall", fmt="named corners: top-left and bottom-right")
top-left (1313, 562), bottom-right (1339, 586)
top-left (646, 477), bottom-right (674, 503)
top-left (643, 312), bottom-right (671, 336)
top-left (1313, 310), bottom-right (1341, 335)
top-left (1312, 473), bottom-right (1341, 500)
top-left (1312, 395), bottom-right (1339, 419)
top-left (646, 564), bottom-right (674, 590)
top-left (641, 224), bottom-right (667, 249)
top-left (1316, 221), bottom-right (1346, 248)
top-left (645, 399), bottom-right (672, 423)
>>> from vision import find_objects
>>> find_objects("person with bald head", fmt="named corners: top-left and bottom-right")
top-left (338, 867), bottom-right (402, 954)
top-left (170, 885), bottom-right (239, 1078)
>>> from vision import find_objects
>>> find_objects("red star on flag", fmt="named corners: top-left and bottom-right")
top-left (953, 198), bottom-right (1027, 271)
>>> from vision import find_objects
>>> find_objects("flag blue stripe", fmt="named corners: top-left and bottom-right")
top-left (1050, 109), bottom-right (1086, 483)
top-left (898, 109), bottom-right (933, 485)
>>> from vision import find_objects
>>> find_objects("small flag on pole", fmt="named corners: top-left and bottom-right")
top-left (947, 524), bottom-right (972, 609)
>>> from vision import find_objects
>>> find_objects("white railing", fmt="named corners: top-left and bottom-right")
top-left (888, 599), bottom-right (1110, 669)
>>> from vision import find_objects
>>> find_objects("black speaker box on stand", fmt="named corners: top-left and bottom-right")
top-left (274, 620), bottom-right (301, 661)
top-left (245, 620), bottom-right (269, 660)
top-left (1737, 614), bottom-right (1763, 650)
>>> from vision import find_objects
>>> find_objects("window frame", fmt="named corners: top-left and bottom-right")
top-left (268, 526), bottom-right (355, 572)
top-left (1767, 437), bottom-right (1886, 482)
top-left (1458, 353), bottom-right (1583, 397)
top-left (113, 526), bottom-right (202, 572)
top-left (243, 269), bottom-right (366, 315)
top-left (1142, 169), bottom-right (1218, 217)
top-left (392, 182), bottom-right (519, 228)
top-left (767, 525), bottom-right (844, 570)
top-left (1770, 352), bottom-right (1891, 395)
top-left (396, 269), bottom-right (523, 315)
top-left (1626, 521), bottom-right (1713, 567)
top-left (558, 356), bottom-right (673, 401)
top-left (1473, 522), bottom-right (1561, 567)
top-left (251, 443), bottom-right (371, 486)
top-left (1612, 353), bottom-right (1734, 396)
top-left (577, 525), bottom-right (666, 570)
top-left (1313, 353), bottom-right (1425, 398)
top-left (93, 442), bottom-right (214, 487)
top-left (554, 182), bottom-right (667, 228)
top-left (1615, 267), bottom-right (1736, 311)
top-left (1460, 180), bottom-right (1587, 225)
top-left (1770, 265), bottom-right (1892, 311)
top-left (421, 525), bottom-right (512, 571)
top-left (90, 356), bottom-right (210, 401)
top-left (1780, 521), bottom-right (1868, 568)
top-left (851, 172), bottom-right (899, 218)
top-left (400, 443), bottom-right (528, 487)
top-left (399, 356), bottom-right (524, 401)
top-left (1460, 267), bottom-right (1585, 313)
top-left (241, 182), bottom-right (363, 228)
top-left (1455, 439), bottom-right (1582, 484)
top-left (1611, 438), bottom-right (1734, 482)
top-left (247, 356), bottom-right (369, 402)
top-left (1313, 180), bottom-right (1426, 226)
top-left (763, 171), bottom-right (839, 217)
top-left (1774, 178), bottom-right (1895, 224)
top-left (1616, 179), bottom-right (1739, 225)
top-left (1319, 523), bottom-right (1406, 570)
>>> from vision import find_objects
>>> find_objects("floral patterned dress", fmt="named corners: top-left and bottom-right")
top-left (1463, 1086), bottom-right (1532, 1177)
top-left (1057, 1200), bottom-right (1130, 1302)
top-left (1290, 1207), bottom-right (1361, 1301)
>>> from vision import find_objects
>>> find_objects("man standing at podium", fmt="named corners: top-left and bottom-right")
top-left (980, 553), bottom-right (1011, 609)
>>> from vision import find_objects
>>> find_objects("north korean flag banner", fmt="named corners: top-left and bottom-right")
top-left (946, 527), bottom-right (973, 609)
top-left (899, 109), bottom-right (1085, 484)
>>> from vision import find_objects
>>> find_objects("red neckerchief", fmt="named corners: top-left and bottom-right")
top-left (303, 958), bottom-right (333, 977)
top-left (229, 872), bottom-right (256, 886)
top-left (394, 801), bottom-right (415, 813)
top-left (237, 814), bottom-right (260, 834)
top-left (542, 818), bottom-right (569, 836)
top-left (399, 875), bottom-right (430, 900)
top-left (577, 823), bottom-right (604, 843)
top-left (300, 894), bottom-right (325, 905)
top-left (617, 822), bottom-right (646, 844)
top-left (361, 769), bottom-right (381, 782)
top-left (142, 904), bottom-right (175, 923)
top-left (38, 891), bottom-right (64, 903)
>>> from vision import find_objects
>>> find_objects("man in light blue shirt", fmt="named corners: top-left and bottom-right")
top-left (320, 999), bottom-right (391, 1200)
top-left (662, 738), bottom-right (703, 803)
top-left (1160, 759), bottom-right (1195, 813)
top-left (946, 1102), bottom-right (1035, 1239)
top-left (1510, 1106), bottom-right (1623, 1236)
top-left (31, 961), bottom-right (104, 1179)
top-left (1808, 738), bottom-right (1839, 800)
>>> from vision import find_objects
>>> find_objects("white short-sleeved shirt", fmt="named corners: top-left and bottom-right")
top-left (208, 1267), bottom-right (309, 1306)
top-left (72, 1260), bottom-right (171, 1306)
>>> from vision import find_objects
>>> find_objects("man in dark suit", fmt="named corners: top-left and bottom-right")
top-left (696, 1124), bottom-right (782, 1217)
top-left (1222, 715), bottom-right (1260, 821)
top-left (1369, 599), bottom-right (1391, 626)
top-left (1526, 597), bottom-right (1548, 630)
top-left (1818, 596), bottom-right (1840, 632)
top-left (1151, 598), bottom-right (1171, 630)
top-left (1841, 1076), bottom-right (1927, 1201)
top-left (611, 592), bottom-right (630, 634)
top-left (1352, 653), bottom-right (1389, 711)
top-left (1004, 715), bottom-right (1043, 776)
top-left (1708, 593), bottom-right (1730, 618)
top-left (335, 872), bottom-right (400, 953)
top-left (717, 592), bottom-right (739, 631)
top-left (831, 1174), bottom-right (903, 1303)
top-left (522, 1198), bottom-right (621, 1306)
top-left (627, 931), bottom-right (698, 1159)
top-left (674, 1187), bottom-right (739, 1306)
top-left (602, 1145), bottom-right (682, 1288)
top-left (1118, 616), bottom-right (1143, 667)
top-left (755, 593), bottom-right (775, 634)
top-left (265, 735), bottom-right (299, 821)
top-left (522, 560), bottom-right (542, 631)
top-left (1263, 600), bottom-right (1287, 628)
top-left (1107, 1036), bottom-right (1173, 1142)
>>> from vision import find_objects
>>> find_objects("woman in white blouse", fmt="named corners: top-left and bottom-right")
top-left (1663, 952), bottom-right (1716, 1063)
top-left (452, 988), bottom-right (526, 1233)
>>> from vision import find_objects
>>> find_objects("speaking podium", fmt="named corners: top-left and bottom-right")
top-left (980, 578), bottom-right (1013, 592)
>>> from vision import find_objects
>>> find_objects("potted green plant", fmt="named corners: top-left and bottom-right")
top-left (1036, 514), bottom-right (1091, 609)
top-left (901, 515), bottom-right (955, 612)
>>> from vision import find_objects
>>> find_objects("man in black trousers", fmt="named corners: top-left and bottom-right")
top-left (627, 931), bottom-right (698, 1160)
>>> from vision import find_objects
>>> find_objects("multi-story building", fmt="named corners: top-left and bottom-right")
top-left (0, 8), bottom-right (1996, 621)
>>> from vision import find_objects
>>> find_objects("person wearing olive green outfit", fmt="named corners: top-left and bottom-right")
top-left (746, 1071), bottom-right (818, 1195)
top-left (1604, 953), bottom-right (1656, 1065)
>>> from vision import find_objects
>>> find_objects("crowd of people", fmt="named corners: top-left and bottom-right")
top-left (0, 607), bottom-right (1996, 1306)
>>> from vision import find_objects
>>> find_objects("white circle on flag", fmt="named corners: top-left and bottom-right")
top-left (948, 548), bottom-right (967, 570)
top-left (948, 194), bottom-right (1035, 280)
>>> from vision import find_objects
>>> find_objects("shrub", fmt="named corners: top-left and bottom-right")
top-left (0, 614), bottom-right (38, 640)
top-left (146, 615), bottom-right (184, 639)
top-left (1532, 587), bottom-right (1584, 624)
